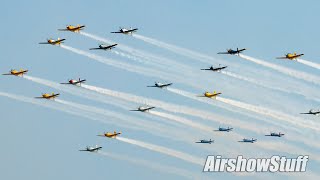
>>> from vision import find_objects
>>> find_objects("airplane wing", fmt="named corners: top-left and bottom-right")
top-left (276, 57), bottom-right (287, 59)
top-left (56, 39), bottom-right (66, 43)
top-left (111, 31), bottom-right (122, 33)
top-left (2, 73), bottom-right (12, 75)
top-left (147, 85), bottom-right (158, 87)
top-left (89, 47), bottom-right (102, 50)
top-left (39, 42), bottom-right (50, 44)
top-left (238, 49), bottom-right (246, 52)
top-left (58, 29), bottom-right (68, 31)
top-left (60, 82), bottom-right (71, 84)
top-left (200, 68), bottom-right (211, 71)
top-left (160, 83), bottom-right (172, 87)
top-left (126, 28), bottom-right (138, 33)
top-left (300, 112), bottom-right (312, 114)
top-left (217, 52), bottom-right (229, 54)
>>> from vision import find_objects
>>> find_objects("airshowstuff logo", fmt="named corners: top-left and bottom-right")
top-left (203, 155), bottom-right (308, 172)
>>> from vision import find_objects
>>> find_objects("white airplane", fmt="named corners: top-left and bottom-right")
top-left (111, 27), bottom-right (138, 34)
top-left (239, 138), bottom-right (257, 143)
top-left (265, 132), bottom-right (285, 137)
top-left (196, 139), bottom-right (214, 144)
top-left (130, 105), bottom-right (155, 112)
top-left (79, 145), bottom-right (102, 152)
top-left (60, 78), bottom-right (86, 86)
top-left (147, 82), bottom-right (173, 88)
top-left (89, 44), bottom-right (118, 50)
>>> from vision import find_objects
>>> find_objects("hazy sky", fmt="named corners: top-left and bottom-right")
top-left (1, 1), bottom-right (320, 179)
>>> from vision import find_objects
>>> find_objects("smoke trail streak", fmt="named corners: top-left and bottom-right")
top-left (111, 50), bottom-right (144, 63)
top-left (167, 87), bottom-right (319, 132)
top-left (97, 151), bottom-right (199, 179)
top-left (117, 137), bottom-right (203, 166)
top-left (60, 44), bottom-right (173, 79)
top-left (239, 54), bottom-right (320, 85)
top-left (79, 31), bottom-right (194, 74)
top-left (132, 34), bottom-right (218, 64)
top-left (297, 59), bottom-right (320, 70)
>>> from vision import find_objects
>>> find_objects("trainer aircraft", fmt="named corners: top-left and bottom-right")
top-left (2, 69), bottom-right (28, 76)
top-left (201, 65), bottom-right (227, 72)
top-left (300, 109), bottom-right (320, 115)
top-left (58, 25), bottom-right (85, 32)
top-left (35, 93), bottom-right (60, 99)
top-left (39, 38), bottom-right (65, 45)
top-left (130, 105), bottom-right (155, 112)
top-left (97, 131), bottom-right (121, 138)
top-left (89, 44), bottom-right (117, 50)
top-left (218, 48), bottom-right (246, 55)
top-left (198, 91), bottom-right (221, 99)
top-left (276, 52), bottom-right (304, 60)
top-left (147, 82), bottom-right (172, 88)
top-left (196, 139), bottom-right (214, 144)
top-left (239, 138), bottom-right (257, 143)
top-left (215, 127), bottom-right (233, 132)
top-left (111, 27), bottom-right (138, 34)
top-left (265, 132), bottom-right (284, 137)
top-left (60, 78), bottom-right (86, 86)
top-left (79, 145), bottom-right (102, 152)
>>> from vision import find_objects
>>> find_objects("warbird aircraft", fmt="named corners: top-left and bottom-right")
top-left (79, 145), bottom-right (102, 152)
top-left (111, 27), bottom-right (138, 34)
top-left (97, 131), bottom-right (121, 138)
top-left (2, 69), bottom-right (28, 76)
top-left (39, 38), bottom-right (66, 45)
top-left (265, 132), bottom-right (285, 137)
top-left (147, 82), bottom-right (173, 88)
top-left (89, 44), bottom-right (118, 50)
top-left (58, 25), bottom-right (85, 32)
top-left (201, 64), bottom-right (227, 72)
top-left (60, 78), bottom-right (86, 86)
top-left (198, 91), bottom-right (221, 99)
top-left (217, 48), bottom-right (246, 55)
top-left (276, 52), bottom-right (304, 60)
top-left (196, 139), bottom-right (214, 144)
top-left (130, 105), bottom-right (155, 112)
top-left (215, 126), bottom-right (233, 132)
top-left (239, 138), bottom-right (257, 143)
top-left (35, 93), bottom-right (60, 99)
top-left (300, 109), bottom-right (320, 115)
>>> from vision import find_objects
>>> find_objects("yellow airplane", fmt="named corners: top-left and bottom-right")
top-left (198, 91), bottom-right (222, 99)
top-left (2, 69), bottom-right (28, 76)
top-left (35, 93), bottom-right (60, 99)
top-left (276, 52), bottom-right (304, 60)
top-left (58, 25), bottom-right (85, 32)
top-left (97, 131), bottom-right (121, 138)
top-left (39, 38), bottom-right (66, 45)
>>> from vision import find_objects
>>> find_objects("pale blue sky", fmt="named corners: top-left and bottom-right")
top-left (1, 1), bottom-right (320, 179)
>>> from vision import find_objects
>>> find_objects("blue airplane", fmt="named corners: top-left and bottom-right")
top-left (217, 48), bottom-right (246, 55)
top-left (196, 139), bottom-right (214, 144)
top-left (265, 132), bottom-right (285, 137)
top-left (239, 138), bottom-right (257, 143)
top-left (215, 126), bottom-right (233, 132)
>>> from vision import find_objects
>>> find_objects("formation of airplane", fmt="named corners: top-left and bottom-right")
top-left (265, 132), bottom-right (285, 137)
top-left (79, 145), bottom-right (102, 152)
top-left (300, 109), bottom-right (320, 115)
top-left (276, 52), bottom-right (304, 60)
top-left (60, 78), bottom-right (86, 86)
top-left (97, 131), bottom-right (121, 138)
top-left (198, 91), bottom-right (221, 99)
top-left (39, 38), bottom-right (66, 45)
top-left (239, 138), bottom-right (257, 143)
top-left (201, 64), bottom-right (227, 72)
top-left (215, 127), bottom-right (233, 132)
top-left (196, 139), bottom-right (214, 144)
top-left (217, 48), bottom-right (246, 55)
top-left (111, 27), bottom-right (138, 34)
top-left (130, 105), bottom-right (155, 112)
top-left (58, 25), bottom-right (85, 33)
top-left (147, 82), bottom-right (173, 88)
top-left (35, 93), bottom-right (60, 99)
top-left (89, 44), bottom-right (118, 50)
top-left (2, 69), bottom-right (28, 76)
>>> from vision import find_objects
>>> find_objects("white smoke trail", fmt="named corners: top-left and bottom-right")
top-left (116, 137), bottom-right (203, 166)
top-left (216, 97), bottom-right (319, 131)
top-left (79, 31), bottom-right (195, 75)
top-left (297, 59), bottom-right (320, 70)
top-left (97, 151), bottom-right (199, 179)
top-left (132, 34), bottom-right (219, 64)
top-left (111, 50), bottom-right (145, 63)
top-left (60, 44), bottom-right (179, 80)
top-left (239, 54), bottom-right (320, 85)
